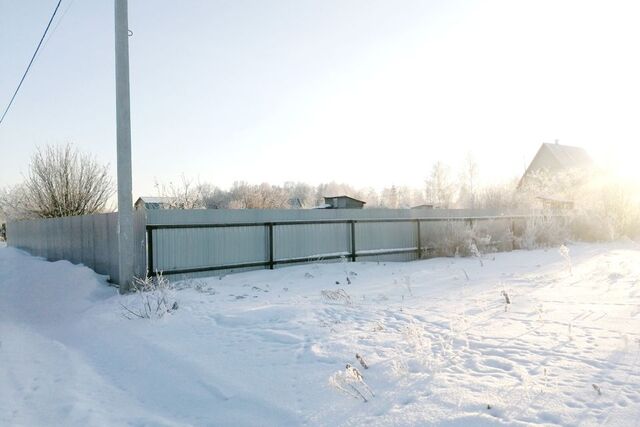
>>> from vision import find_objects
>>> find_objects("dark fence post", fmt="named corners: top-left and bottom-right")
top-left (350, 220), bottom-right (356, 262)
top-left (146, 226), bottom-right (154, 276)
top-left (416, 219), bottom-right (421, 259)
top-left (510, 219), bottom-right (516, 250)
top-left (268, 223), bottom-right (274, 269)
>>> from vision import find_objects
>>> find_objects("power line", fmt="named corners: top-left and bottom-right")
top-left (40, 0), bottom-right (78, 55)
top-left (0, 0), bottom-right (63, 126)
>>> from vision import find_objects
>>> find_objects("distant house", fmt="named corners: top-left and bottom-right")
top-left (518, 142), bottom-right (593, 211)
top-left (134, 197), bottom-right (173, 210)
top-left (519, 142), bottom-right (593, 188)
top-left (317, 196), bottom-right (366, 209)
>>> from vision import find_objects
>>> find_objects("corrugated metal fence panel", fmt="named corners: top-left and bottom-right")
top-left (93, 214), bottom-right (110, 275)
top-left (6, 213), bottom-right (120, 282)
top-left (107, 213), bottom-right (119, 281)
top-left (355, 221), bottom-right (417, 252)
top-left (274, 222), bottom-right (350, 260)
top-left (152, 225), bottom-right (267, 272)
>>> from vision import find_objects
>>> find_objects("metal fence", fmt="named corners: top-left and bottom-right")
top-left (6, 213), bottom-right (121, 280)
top-left (145, 209), bottom-right (531, 279)
top-left (7, 208), bottom-right (535, 283)
top-left (6, 210), bottom-right (147, 282)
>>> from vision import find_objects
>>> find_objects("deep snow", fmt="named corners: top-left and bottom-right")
top-left (1, 242), bottom-right (639, 426)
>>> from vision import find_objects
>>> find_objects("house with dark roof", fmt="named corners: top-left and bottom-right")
top-left (518, 142), bottom-right (593, 188)
top-left (314, 196), bottom-right (366, 209)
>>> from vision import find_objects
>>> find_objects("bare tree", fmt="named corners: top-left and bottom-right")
top-left (0, 184), bottom-right (31, 220)
top-left (457, 153), bottom-right (479, 208)
top-left (227, 181), bottom-right (290, 209)
top-left (476, 180), bottom-right (518, 210)
top-left (284, 182), bottom-right (315, 208)
top-left (6, 144), bottom-right (114, 218)
top-left (381, 185), bottom-right (399, 208)
top-left (154, 175), bottom-right (205, 209)
top-left (425, 161), bottom-right (454, 208)
top-left (198, 183), bottom-right (231, 209)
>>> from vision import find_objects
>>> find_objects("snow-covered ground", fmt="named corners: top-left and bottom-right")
top-left (1, 242), bottom-right (639, 426)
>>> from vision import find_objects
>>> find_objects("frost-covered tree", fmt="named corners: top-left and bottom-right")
top-left (199, 183), bottom-right (231, 209)
top-left (359, 187), bottom-right (381, 208)
top-left (0, 185), bottom-right (30, 220)
top-left (284, 182), bottom-right (316, 208)
top-left (476, 180), bottom-right (518, 210)
top-left (3, 144), bottom-right (114, 219)
top-left (227, 181), bottom-right (289, 209)
top-left (154, 175), bottom-right (205, 209)
top-left (381, 185), bottom-right (399, 208)
top-left (425, 161), bottom-right (454, 208)
top-left (457, 154), bottom-right (479, 209)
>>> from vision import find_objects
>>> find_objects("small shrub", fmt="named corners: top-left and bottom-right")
top-left (516, 215), bottom-right (567, 249)
top-left (569, 211), bottom-right (615, 241)
top-left (121, 273), bottom-right (177, 319)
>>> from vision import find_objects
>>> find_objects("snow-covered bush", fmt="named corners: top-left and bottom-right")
top-left (569, 210), bottom-right (615, 242)
top-left (425, 221), bottom-right (474, 257)
top-left (516, 214), bottom-right (567, 249)
top-left (425, 220), bottom-right (496, 258)
top-left (120, 274), bottom-right (178, 319)
top-left (569, 181), bottom-right (640, 241)
top-left (475, 219), bottom-right (512, 252)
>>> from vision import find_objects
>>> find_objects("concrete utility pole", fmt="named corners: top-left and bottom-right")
top-left (115, 0), bottom-right (133, 293)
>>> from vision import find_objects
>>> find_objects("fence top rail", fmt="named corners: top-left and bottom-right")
top-left (146, 214), bottom-right (555, 230)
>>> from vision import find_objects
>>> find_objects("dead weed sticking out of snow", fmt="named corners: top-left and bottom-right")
top-left (321, 289), bottom-right (352, 305)
top-left (329, 363), bottom-right (374, 402)
top-left (120, 274), bottom-right (178, 320)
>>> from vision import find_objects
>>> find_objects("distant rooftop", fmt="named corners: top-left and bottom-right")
top-left (319, 195), bottom-right (366, 209)
top-left (519, 142), bottom-right (593, 188)
top-left (136, 196), bottom-right (173, 204)
top-left (541, 143), bottom-right (592, 169)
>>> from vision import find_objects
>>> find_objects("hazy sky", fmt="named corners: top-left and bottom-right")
top-left (1, 0), bottom-right (639, 196)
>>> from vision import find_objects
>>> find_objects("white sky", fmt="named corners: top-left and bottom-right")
top-left (1, 0), bottom-right (639, 196)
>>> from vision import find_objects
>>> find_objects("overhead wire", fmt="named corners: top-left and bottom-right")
top-left (0, 0), bottom-right (64, 126)
top-left (40, 0), bottom-right (78, 55)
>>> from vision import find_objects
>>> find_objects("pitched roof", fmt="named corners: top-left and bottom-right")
top-left (520, 143), bottom-right (593, 188)
top-left (542, 143), bottom-right (592, 169)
